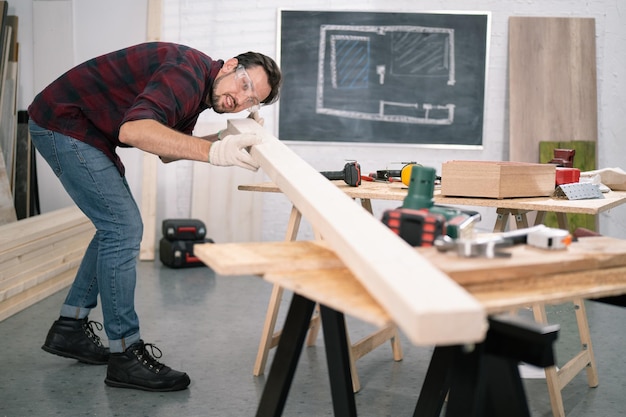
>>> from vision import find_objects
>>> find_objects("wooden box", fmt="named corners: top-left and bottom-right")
top-left (440, 161), bottom-right (556, 199)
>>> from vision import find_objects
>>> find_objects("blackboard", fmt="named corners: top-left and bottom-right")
top-left (278, 10), bottom-right (490, 146)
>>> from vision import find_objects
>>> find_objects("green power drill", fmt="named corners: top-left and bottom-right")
top-left (382, 165), bottom-right (480, 246)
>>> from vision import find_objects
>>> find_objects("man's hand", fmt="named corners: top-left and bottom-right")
top-left (248, 111), bottom-right (265, 126)
top-left (208, 133), bottom-right (262, 171)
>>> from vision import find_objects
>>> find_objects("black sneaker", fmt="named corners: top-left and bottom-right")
top-left (105, 340), bottom-right (190, 392)
top-left (42, 317), bottom-right (110, 365)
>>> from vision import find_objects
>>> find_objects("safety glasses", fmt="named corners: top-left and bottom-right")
top-left (234, 65), bottom-right (261, 113)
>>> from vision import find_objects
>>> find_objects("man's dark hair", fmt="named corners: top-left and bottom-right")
top-left (235, 51), bottom-right (282, 106)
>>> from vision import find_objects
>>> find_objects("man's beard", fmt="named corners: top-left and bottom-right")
top-left (209, 73), bottom-right (228, 114)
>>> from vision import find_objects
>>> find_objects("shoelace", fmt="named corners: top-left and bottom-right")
top-left (133, 343), bottom-right (165, 373)
top-left (82, 320), bottom-right (105, 347)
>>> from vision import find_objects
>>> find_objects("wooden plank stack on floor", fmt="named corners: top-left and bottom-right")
top-left (0, 206), bottom-right (94, 322)
top-left (0, 14), bottom-right (19, 187)
top-left (0, 140), bottom-right (14, 224)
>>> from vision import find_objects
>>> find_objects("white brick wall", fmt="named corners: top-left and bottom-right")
top-left (16, 0), bottom-right (625, 239)
top-left (160, 0), bottom-right (625, 240)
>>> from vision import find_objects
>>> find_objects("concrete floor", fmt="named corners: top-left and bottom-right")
top-left (0, 260), bottom-right (624, 417)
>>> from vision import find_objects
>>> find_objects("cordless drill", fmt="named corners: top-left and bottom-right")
top-left (381, 165), bottom-right (480, 246)
top-left (320, 161), bottom-right (361, 187)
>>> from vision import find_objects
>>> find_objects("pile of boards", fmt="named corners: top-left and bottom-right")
top-left (0, 206), bottom-right (93, 322)
top-left (0, 2), bottom-right (22, 224)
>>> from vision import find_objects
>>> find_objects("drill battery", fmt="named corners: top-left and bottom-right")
top-left (381, 208), bottom-right (446, 247)
top-left (381, 165), bottom-right (480, 246)
top-left (159, 219), bottom-right (212, 268)
top-left (159, 237), bottom-right (213, 268)
top-left (162, 218), bottom-right (207, 241)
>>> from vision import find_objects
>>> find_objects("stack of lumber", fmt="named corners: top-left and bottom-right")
top-left (0, 206), bottom-right (94, 322)
top-left (0, 1), bottom-right (16, 224)
top-left (0, 3), bottom-right (21, 224)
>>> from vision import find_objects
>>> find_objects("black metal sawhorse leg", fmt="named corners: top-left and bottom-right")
top-left (257, 301), bottom-right (560, 417)
top-left (319, 305), bottom-right (358, 416)
top-left (255, 294), bottom-right (357, 417)
top-left (414, 314), bottom-right (560, 417)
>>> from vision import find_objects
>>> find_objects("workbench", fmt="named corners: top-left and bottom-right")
top-left (194, 236), bottom-right (626, 416)
top-left (196, 119), bottom-right (626, 415)
top-left (235, 180), bottom-right (626, 416)
top-left (239, 180), bottom-right (626, 232)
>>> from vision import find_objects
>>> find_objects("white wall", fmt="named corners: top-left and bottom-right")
top-left (12, 0), bottom-right (148, 213)
top-left (13, 0), bottom-right (626, 241)
top-left (160, 0), bottom-right (626, 240)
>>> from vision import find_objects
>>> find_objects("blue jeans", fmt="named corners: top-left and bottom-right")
top-left (29, 120), bottom-right (142, 352)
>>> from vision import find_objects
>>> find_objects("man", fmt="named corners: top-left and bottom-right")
top-left (27, 42), bottom-right (282, 392)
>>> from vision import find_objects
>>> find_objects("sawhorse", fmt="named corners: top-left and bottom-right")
top-left (256, 293), bottom-right (560, 417)
top-left (253, 201), bottom-right (403, 392)
top-left (494, 208), bottom-right (599, 417)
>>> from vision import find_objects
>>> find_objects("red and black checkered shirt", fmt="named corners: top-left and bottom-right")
top-left (28, 42), bottom-right (223, 175)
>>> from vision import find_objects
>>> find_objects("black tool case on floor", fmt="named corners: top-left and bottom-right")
top-left (162, 218), bottom-right (207, 241)
top-left (159, 219), bottom-right (213, 268)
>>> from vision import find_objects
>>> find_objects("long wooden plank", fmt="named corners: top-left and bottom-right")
top-left (226, 118), bottom-right (486, 346)
top-left (0, 205), bottom-right (91, 322)
top-left (0, 26), bottom-right (17, 193)
top-left (0, 205), bottom-right (88, 253)
top-left (138, 0), bottom-right (161, 261)
top-left (0, 247), bottom-right (84, 302)
top-left (436, 190), bottom-right (626, 215)
top-left (0, 140), bottom-right (15, 224)
top-left (0, 221), bottom-right (93, 267)
top-left (262, 264), bottom-right (626, 319)
top-left (194, 240), bottom-right (343, 275)
top-left (468, 266), bottom-right (626, 313)
top-left (198, 236), bottom-right (626, 318)
top-left (138, 154), bottom-right (157, 261)
top-left (0, 232), bottom-right (91, 289)
top-left (265, 268), bottom-right (392, 327)
top-left (0, 11), bottom-right (15, 227)
top-left (0, 267), bottom-right (77, 322)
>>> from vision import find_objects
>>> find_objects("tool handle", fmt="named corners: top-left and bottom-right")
top-left (320, 171), bottom-right (344, 180)
top-left (320, 162), bottom-right (361, 186)
top-left (499, 225), bottom-right (546, 244)
top-left (376, 169), bottom-right (402, 180)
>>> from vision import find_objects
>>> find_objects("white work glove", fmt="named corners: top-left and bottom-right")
top-left (248, 111), bottom-right (265, 126)
top-left (209, 133), bottom-right (262, 171)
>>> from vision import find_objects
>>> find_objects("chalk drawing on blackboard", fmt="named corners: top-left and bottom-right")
top-left (316, 24), bottom-right (456, 125)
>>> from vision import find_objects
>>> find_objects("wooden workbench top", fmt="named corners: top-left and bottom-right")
top-left (194, 236), bottom-right (626, 324)
top-left (239, 180), bottom-right (408, 201)
top-left (239, 181), bottom-right (626, 215)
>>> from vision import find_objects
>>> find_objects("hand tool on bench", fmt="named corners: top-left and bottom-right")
top-left (546, 148), bottom-right (581, 186)
top-left (382, 165), bottom-right (481, 246)
top-left (434, 235), bottom-right (514, 258)
top-left (320, 161), bottom-right (361, 187)
top-left (434, 224), bottom-right (573, 258)
top-left (365, 162), bottom-right (433, 186)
